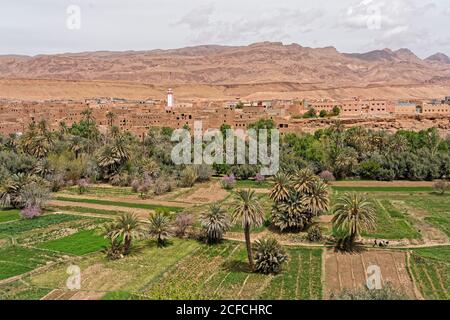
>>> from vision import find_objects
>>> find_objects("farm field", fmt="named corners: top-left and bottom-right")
top-left (0, 209), bottom-right (20, 223)
top-left (408, 246), bottom-right (450, 300)
top-left (324, 249), bottom-right (418, 298)
top-left (0, 180), bottom-right (448, 300)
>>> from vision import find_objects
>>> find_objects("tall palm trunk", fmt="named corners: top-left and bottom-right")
top-left (244, 223), bottom-right (254, 269)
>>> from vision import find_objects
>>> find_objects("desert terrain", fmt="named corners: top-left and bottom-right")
top-left (1, 42), bottom-right (450, 101)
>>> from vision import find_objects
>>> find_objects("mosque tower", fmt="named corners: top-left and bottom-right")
top-left (166, 88), bottom-right (174, 111)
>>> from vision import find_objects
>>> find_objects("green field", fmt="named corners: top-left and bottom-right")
top-left (0, 214), bottom-right (81, 236)
top-left (142, 242), bottom-right (322, 300)
top-left (38, 229), bottom-right (107, 255)
top-left (65, 186), bottom-right (135, 197)
top-left (259, 248), bottom-right (323, 300)
top-left (235, 180), bottom-right (273, 189)
top-left (409, 247), bottom-right (449, 300)
top-left (55, 197), bottom-right (183, 212)
top-left (0, 182), bottom-right (448, 300)
top-left (331, 186), bottom-right (434, 192)
top-left (363, 199), bottom-right (421, 239)
top-left (405, 197), bottom-right (450, 237)
top-left (0, 209), bottom-right (20, 223)
top-left (0, 246), bottom-right (61, 280)
top-left (0, 279), bottom-right (52, 300)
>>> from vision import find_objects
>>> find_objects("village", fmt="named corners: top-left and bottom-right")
top-left (1, 89), bottom-right (450, 138)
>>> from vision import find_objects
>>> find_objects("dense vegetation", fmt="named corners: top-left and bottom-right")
top-left (1, 114), bottom-right (449, 205)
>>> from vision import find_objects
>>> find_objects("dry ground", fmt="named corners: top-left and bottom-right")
top-left (324, 249), bottom-right (420, 299)
top-left (1, 78), bottom-right (450, 101)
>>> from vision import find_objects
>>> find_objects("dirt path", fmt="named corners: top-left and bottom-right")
top-left (48, 200), bottom-right (153, 218)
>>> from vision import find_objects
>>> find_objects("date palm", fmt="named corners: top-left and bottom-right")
top-left (332, 193), bottom-right (376, 248)
top-left (269, 172), bottom-right (291, 203)
top-left (97, 135), bottom-right (130, 175)
top-left (106, 111), bottom-right (117, 127)
top-left (114, 213), bottom-right (143, 255)
top-left (292, 168), bottom-right (317, 194)
top-left (301, 179), bottom-right (330, 216)
top-left (200, 203), bottom-right (230, 243)
top-left (232, 189), bottom-right (264, 269)
top-left (148, 211), bottom-right (171, 247)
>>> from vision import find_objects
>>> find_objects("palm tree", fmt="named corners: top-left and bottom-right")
top-left (97, 135), bottom-right (130, 176)
top-left (102, 222), bottom-right (123, 260)
top-left (292, 168), bottom-right (317, 194)
top-left (200, 203), bottom-right (230, 243)
top-left (332, 193), bottom-right (376, 249)
top-left (148, 211), bottom-right (171, 247)
top-left (269, 172), bottom-right (291, 203)
top-left (301, 179), bottom-right (330, 216)
top-left (113, 213), bottom-right (143, 255)
top-left (20, 120), bottom-right (54, 158)
top-left (232, 189), bottom-right (264, 269)
top-left (273, 190), bottom-right (308, 231)
top-left (106, 111), bottom-right (117, 127)
top-left (69, 135), bottom-right (86, 159)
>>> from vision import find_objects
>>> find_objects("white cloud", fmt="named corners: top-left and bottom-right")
top-left (0, 0), bottom-right (448, 57)
top-left (175, 4), bottom-right (324, 44)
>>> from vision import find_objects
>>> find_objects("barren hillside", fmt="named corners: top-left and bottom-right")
top-left (1, 42), bottom-right (450, 100)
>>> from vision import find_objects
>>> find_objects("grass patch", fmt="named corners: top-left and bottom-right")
top-left (0, 209), bottom-right (20, 223)
top-left (55, 197), bottom-right (183, 212)
top-left (0, 214), bottom-right (80, 236)
top-left (412, 246), bottom-right (450, 263)
top-left (362, 200), bottom-right (421, 240)
top-left (38, 229), bottom-right (107, 255)
top-left (259, 247), bottom-right (322, 300)
top-left (102, 291), bottom-right (142, 300)
top-left (0, 280), bottom-right (51, 300)
top-left (144, 242), bottom-right (322, 300)
top-left (405, 197), bottom-right (450, 237)
top-left (331, 186), bottom-right (433, 193)
top-left (409, 252), bottom-right (449, 300)
top-left (235, 180), bottom-right (272, 189)
top-left (0, 246), bottom-right (61, 280)
top-left (65, 186), bottom-right (135, 197)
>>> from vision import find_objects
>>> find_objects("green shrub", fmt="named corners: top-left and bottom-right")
top-left (253, 237), bottom-right (288, 274)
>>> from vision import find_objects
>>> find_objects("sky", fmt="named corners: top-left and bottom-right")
top-left (1, 0), bottom-right (450, 58)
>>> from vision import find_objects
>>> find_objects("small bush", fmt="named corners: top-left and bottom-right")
top-left (153, 177), bottom-right (172, 195)
top-left (20, 205), bottom-right (42, 219)
top-left (255, 173), bottom-right (265, 184)
top-left (174, 213), bottom-right (194, 237)
top-left (109, 173), bottom-right (131, 187)
top-left (196, 164), bottom-right (214, 182)
top-left (253, 237), bottom-right (288, 274)
top-left (131, 179), bottom-right (140, 193)
top-left (77, 178), bottom-right (89, 194)
top-left (307, 225), bottom-right (323, 242)
top-left (180, 166), bottom-right (197, 188)
top-left (319, 170), bottom-right (335, 182)
top-left (433, 180), bottom-right (449, 194)
top-left (221, 174), bottom-right (236, 190)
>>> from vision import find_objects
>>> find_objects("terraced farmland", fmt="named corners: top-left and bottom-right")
top-left (144, 243), bottom-right (323, 300)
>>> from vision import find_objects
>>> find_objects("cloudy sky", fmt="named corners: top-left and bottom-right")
top-left (1, 0), bottom-right (449, 58)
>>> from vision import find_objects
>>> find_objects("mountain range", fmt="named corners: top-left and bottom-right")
top-left (0, 42), bottom-right (449, 89)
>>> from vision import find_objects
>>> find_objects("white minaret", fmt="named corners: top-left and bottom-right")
top-left (166, 88), bottom-right (174, 111)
